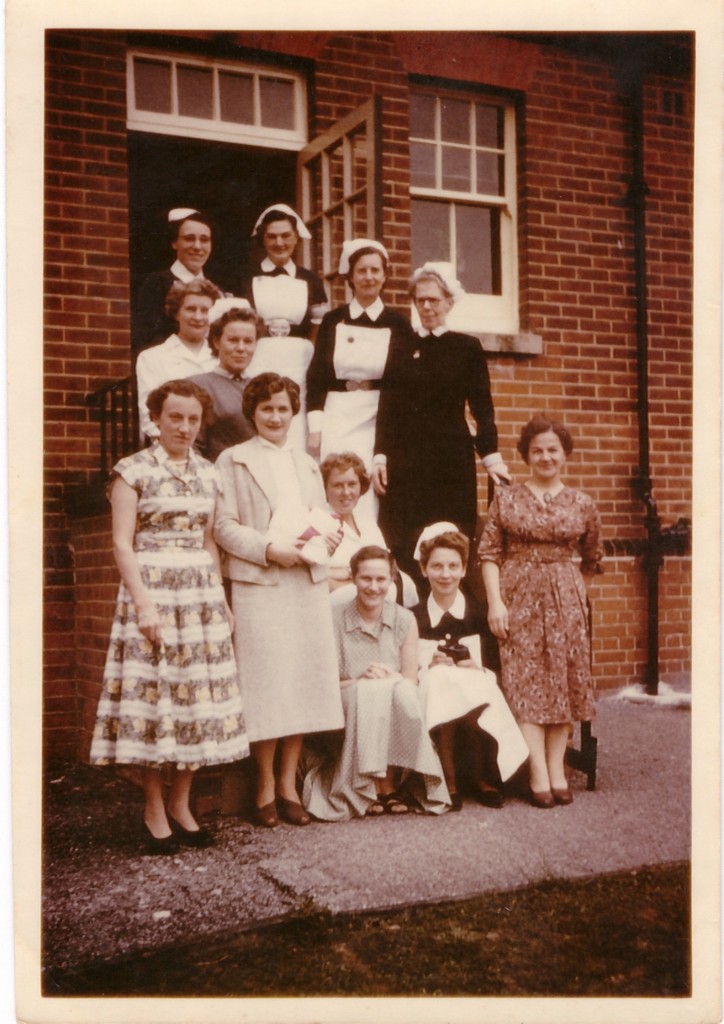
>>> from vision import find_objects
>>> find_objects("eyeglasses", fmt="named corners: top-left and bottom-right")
top-left (415, 297), bottom-right (444, 308)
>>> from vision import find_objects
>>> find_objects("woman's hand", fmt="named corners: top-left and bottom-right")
top-left (307, 432), bottom-right (322, 461)
top-left (267, 542), bottom-right (304, 568)
top-left (371, 463), bottom-right (387, 496)
top-left (486, 461), bottom-right (511, 486)
top-left (360, 662), bottom-right (395, 679)
top-left (224, 600), bottom-right (235, 634)
top-left (137, 603), bottom-right (162, 645)
top-left (430, 650), bottom-right (454, 667)
top-left (487, 599), bottom-right (509, 639)
top-left (324, 528), bottom-right (343, 556)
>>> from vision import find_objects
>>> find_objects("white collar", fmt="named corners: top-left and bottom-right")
top-left (427, 589), bottom-right (466, 628)
top-left (170, 259), bottom-right (204, 284)
top-left (257, 435), bottom-right (294, 454)
top-left (417, 325), bottom-right (448, 338)
top-left (349, 297), bottom-right (384, 321)
top-left (213, 365), bottom-right (247, 381)
top-left (261, 257), bottom-right (297, 277)
top-left (167, 334), bottom-right (211, 355)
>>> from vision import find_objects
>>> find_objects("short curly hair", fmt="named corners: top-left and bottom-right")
top-left (517, 415), bottom-right (574, 462)
top-left (207, 307), bottom-right (259, 355)
top-left (320, 452), bottom-right (371, 495)
top-left (164, 279), bottom-right (223, 322)
top-left (146, 378), bottom-right (214, 425)
top-left (241, 373), bottom-right (301, 425)
top-left (417, 530), bottom-right (470, 569)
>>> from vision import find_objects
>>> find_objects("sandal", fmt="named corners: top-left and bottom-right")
top-left (365, 799), bottom-right (385, 817)
top-left (378, 792), bottom-right (409, 815)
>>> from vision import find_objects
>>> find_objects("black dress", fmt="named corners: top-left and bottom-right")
top-left (376, 329), bottom-right (498, 574)
top-left (412, 590), bottom-right (500, 675)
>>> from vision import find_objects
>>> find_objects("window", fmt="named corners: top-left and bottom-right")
top-left (409, 88), bottom-right (518, 335)
top-left (127, 51), bottom-right (307, 150)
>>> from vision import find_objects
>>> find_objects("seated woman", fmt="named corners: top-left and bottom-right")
top-left (322, 451), bottom-right (418, 607)
top-left (302, 546), bottom-right (450, 821)
top-left (413, 525), bottom-right (529, 812)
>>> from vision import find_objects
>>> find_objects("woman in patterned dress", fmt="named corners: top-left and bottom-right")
top-left (90, 379), bottom-right (249, 853)
top-left (302, 546), bottom-right (450, 821)
top-left (478, 415), bottom-right (603, 808)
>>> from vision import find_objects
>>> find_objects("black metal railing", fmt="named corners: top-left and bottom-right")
top-left (86, 376), bottom-right (140, 477)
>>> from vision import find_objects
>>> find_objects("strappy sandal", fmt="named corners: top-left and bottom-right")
top-left (365, 799), bottom-right (385, 817)
top-left (378, 792), bottom-right (409, 815)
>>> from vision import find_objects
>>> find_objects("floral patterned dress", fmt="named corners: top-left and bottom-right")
top-left (90, 443), bottom-right (249, 769)
top-left (477, 485), bottom-right (603, 725)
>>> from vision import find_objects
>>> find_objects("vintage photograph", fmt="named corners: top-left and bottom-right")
top-left (8, 2), bottom-right (722, 1022)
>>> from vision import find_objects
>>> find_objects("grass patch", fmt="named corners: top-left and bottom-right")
top-left (44, 862), bottom-right (689, 998)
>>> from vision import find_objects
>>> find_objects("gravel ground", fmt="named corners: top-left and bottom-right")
top-left (42, 691), bottom-right (691, 974)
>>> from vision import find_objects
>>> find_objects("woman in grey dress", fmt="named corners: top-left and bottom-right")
top-left (214, 374), bottom-right (344, 828)
top-left (302, 546), bottom-right (450, 821)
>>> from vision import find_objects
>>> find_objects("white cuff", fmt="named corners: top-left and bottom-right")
top-left (372, 454), bottom-right (387, 467)
top-left (482, 452), bottom-right (504, 468)
top-left (307, 410), bottom-right (324, 434)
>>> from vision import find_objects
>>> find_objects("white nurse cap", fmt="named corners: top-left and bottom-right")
top-left (337, 239), bottom-right (390, 276)
top-left (251, 204), bottom-right (312, 240)
top-left (413, 521), bottom-right (461, 561)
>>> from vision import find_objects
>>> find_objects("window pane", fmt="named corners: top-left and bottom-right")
top-left (476, 152), bottom-right (503, 196)
top-left (177, 65), bottom-right (213, 119)
top-left (411, 199), bottom-right (450, 270)
top-left (475, 104), bottom-right (503, 148)
top-left (440, 97), bottom-right (469, 143)
top-left (260, 78), bottom-right (295, 130)
top-left (411, 142), bottom-right (436, 189)
top-left (328, 141), bottom-right (345, 207)
top-left (410, 93), bottom-right (435, 139)
top-left (442, 146), bottom-right (471, 192)
top-left (456, 205), bottom-right (500, 295)
top-left (133, 58), bottom-right (172, 114)
top-left (350, 127), bottom-right (369, 195)
top-left (219, 71), bottom-right (253, 124)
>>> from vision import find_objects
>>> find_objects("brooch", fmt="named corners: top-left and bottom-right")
top-left (347, 336), bottom-right (355, 343)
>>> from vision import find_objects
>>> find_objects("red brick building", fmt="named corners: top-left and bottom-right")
top-left (44, 30), bottom-right (693, 764)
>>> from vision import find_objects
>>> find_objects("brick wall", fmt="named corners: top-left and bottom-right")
top-left (44, 31), bottom-right (132, 761)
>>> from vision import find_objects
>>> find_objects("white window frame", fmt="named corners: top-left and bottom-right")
top-left (410, 88), bottom-right (519, 336)
top-left (127, 50), bottom-right (307, 151)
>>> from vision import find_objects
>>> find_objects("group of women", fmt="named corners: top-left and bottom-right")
top-left (91, 201), bottom-right (603, 853)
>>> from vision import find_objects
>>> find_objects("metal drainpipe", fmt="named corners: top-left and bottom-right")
top-left (625, 57), bottom-right (661, 696)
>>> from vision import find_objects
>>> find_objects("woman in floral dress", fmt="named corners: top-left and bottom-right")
top-left (478, 415), bottom-right (603, 809)
top-left (90, 379), bottom-right (248, 853)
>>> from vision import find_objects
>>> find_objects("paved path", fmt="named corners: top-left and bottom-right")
top-left (43, 693), bottom-right (690, 972)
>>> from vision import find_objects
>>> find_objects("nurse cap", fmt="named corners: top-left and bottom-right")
top-left (413, 521), bottom-right (461, 561)
top-left (411, 262), bottom-right (464, 303)
top-left (168, 207), bottom-right (201, 223)
top-left (338, 239), bottom-right (390, 276)
top-left (208, 296), bottom-right (252, 325)
top-left (251, 204), bottom-right (312, 240)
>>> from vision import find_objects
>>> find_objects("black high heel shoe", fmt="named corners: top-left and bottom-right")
top-left (143, 822), bottom-right (179, 855)
top-left (168, 815), bottom-right (214, 848)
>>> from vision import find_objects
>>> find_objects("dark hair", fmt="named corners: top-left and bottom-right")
top-left (347, 245), bottom-right (389, 283)
top-left (169, 211), bottom-right (213, 242)
top-left (257, 209), bottom-right (299, 239)
top-left (242, 372), bottom-right (301, 424)
top-left (320, 452), bottom-right (371, 496)
top-left (146, 378), bottom-right (213, 424)
top-left (517, 414), bottom-right (574, 462)
top-left (208, 307), bottom-right (259, 355)
top-left (350, 545), bottom-right (397, 579)
top-left (164, 279), bottom-right (223, 322)
top-left (417, 530), bottom-right (469, 569)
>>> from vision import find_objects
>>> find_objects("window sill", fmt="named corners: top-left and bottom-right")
top-left (477, 332), bottom-right (543, 356)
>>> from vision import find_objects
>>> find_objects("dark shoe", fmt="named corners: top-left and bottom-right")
top-left (474, 783), bottom-right (505, 809)
top-left (378, 792), bottom-right (409, 815)
top-left (365, 799), bottom-right (385, 817)
top-left (552, 787), bottom-right (573, 806)
top-left (254, 800), bottom-right (279, 828)
top-left (449, 793), bottom-right (463, 812)
top-left (143, 822), bottom-right (179, 855)
top-left (277, 797), bottom-right (311, 827)
top-left (528, 789), bottom-right (555, 809)
top-left (169, 815), bottom-right (214, 848)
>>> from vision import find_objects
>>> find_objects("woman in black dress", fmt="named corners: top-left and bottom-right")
top-left (375, 262), bottom-right (510, 576)
top-left (306, 239), bottom-right (414, 518)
